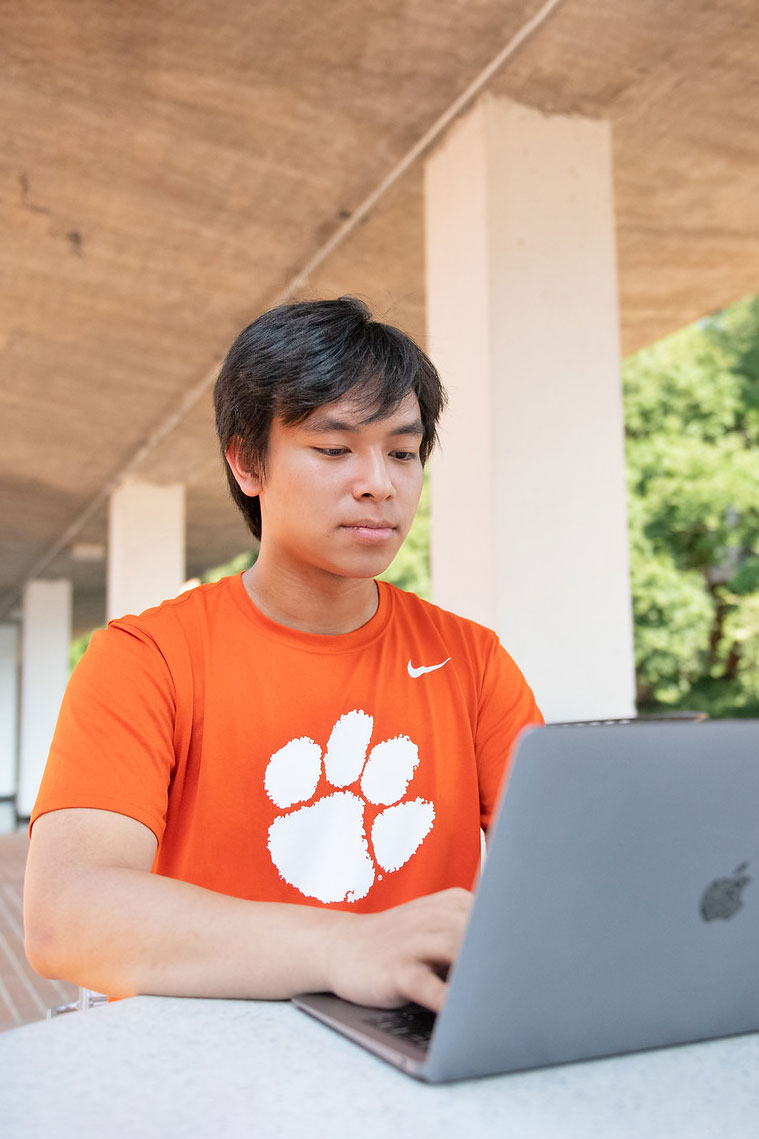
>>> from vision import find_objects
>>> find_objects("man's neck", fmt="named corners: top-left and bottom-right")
top-left (241, 561), bottom-right (379, 635)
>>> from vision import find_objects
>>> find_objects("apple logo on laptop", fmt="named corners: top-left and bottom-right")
top-left (699, 862), bottom-right (751, 922)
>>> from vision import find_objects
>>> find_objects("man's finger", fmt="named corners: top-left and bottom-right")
top-left (401, 962), bottom-right (449, 1013)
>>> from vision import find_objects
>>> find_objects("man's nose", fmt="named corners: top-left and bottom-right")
top-left (353, 453), bottom-right (395, 499)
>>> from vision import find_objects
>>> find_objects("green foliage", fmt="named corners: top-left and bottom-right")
top-left (701, 296), bottom-right (759, 445)
top-left (729, 556), bottom-right (759, 596)
top-left (379, 475), bottom-right (431, 598)
top-left (625, 294), bottom-right (759, 711)
top-left (628, 520), bottom-right (713, 704)
top-left (638, 677), bottom-right (759, 721)
top-left (722, 593), bottom-right (759, 698)
top-left (201, 549), bottom-right (257, 583)
top-left (69, 630), bottom-right (96, 672)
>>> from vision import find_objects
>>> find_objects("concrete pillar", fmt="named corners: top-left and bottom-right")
top-left (0, 625), bottom-right (19, 820)
top-left (425, 96), bottom-right (635, 722)
top-left (17, 581), bottom-right (72, 818)
top-left (107, 481), bottom-right (185, 621)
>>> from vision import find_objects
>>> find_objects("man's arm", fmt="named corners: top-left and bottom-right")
top-left (24, 808), bottom-right (471, 1012)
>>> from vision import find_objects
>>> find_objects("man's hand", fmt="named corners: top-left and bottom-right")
top-left (323, 888), bottom-right (473, 1012)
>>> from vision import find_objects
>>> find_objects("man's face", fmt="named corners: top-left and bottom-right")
top-left (252, 391), bottom-right (425, 583)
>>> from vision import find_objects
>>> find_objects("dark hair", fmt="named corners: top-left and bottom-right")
top-left (214, 296), bottom-right (446, 540)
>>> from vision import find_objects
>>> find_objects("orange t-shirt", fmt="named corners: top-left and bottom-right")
top-left (32, 576), bottom-right (542, 912)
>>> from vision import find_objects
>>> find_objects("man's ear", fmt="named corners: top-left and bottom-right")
top-left (225, 439), bottom-right (263, 497)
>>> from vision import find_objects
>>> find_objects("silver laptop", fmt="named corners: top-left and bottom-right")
top-left (294, 719), bottom-right (759, 1082)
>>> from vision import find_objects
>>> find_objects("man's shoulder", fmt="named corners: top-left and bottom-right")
top-left (113, 575), bottom-right (238, 628)
top-left (103, 576), bottom-right (243, 655)
top-left (76, 576), bottom-right (246, 685)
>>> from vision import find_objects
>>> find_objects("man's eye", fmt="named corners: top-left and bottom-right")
top-left (314, 447), bottom-right (347, 457)
top-left (391, 451), bottom-right (418, 461)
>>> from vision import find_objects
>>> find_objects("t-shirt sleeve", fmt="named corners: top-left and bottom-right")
top-left (475, 635), bottom-right (543, 830)
top-left (30, 623), bottom-right (179, 842)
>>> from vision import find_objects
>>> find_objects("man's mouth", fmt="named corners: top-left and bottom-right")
top-left (341, 520), bottom-right (397, 541)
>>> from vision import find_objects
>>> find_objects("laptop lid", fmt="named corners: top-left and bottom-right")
top-left (296, 720), bottom-right (759, 1082)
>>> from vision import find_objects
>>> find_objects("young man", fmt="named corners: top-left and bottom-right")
top-left (25, 297), bottom-right (542, 1013)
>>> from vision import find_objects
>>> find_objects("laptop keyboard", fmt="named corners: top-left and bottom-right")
top-left (362, 1003), bottom-right (437, 1051)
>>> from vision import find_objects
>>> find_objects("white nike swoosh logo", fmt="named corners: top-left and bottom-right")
top-left (407, 658), bottom-right (451, 679)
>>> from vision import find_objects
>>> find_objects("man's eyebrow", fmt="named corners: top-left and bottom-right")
top-left (389, 418), bottom-right (424, 437)
top-left (301, 415), bottom-right (356, 433)
top-left (302, 414), bottom-right (424, 436)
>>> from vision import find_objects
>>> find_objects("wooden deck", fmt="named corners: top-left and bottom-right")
top-left (0, 831), bottom-right (78, 1033)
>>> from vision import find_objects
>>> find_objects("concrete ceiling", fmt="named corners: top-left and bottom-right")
top-left (2, 0), bottom-right (757, 633)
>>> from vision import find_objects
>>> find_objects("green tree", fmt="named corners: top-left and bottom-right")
top-left (379, 475), bottom-right (431, 598)
top-left (624, 295), bottom-right (759, 708)
top-left (627, 496), bottom-right (714, 705)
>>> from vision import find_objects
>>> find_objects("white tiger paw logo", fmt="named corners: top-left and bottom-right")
top-left (265, 710), bottom-right (435, 903)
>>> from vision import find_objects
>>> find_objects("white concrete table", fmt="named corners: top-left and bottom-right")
top-left (3, 996), bottom-right (759, 1138)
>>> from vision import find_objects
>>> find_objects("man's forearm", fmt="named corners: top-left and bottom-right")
top-left (26, 864), bottom-right (344, 1000)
